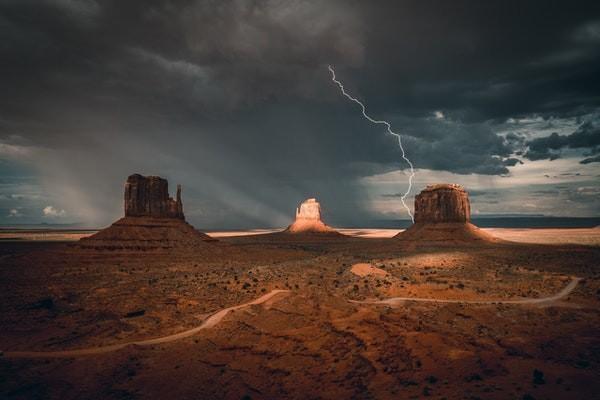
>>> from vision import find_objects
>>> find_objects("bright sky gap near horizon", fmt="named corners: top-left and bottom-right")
top-left (0, 1), bottom-right (599, 228)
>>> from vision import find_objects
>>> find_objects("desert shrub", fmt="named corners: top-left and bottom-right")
top-left (533, 369), bottom-right (545, 385)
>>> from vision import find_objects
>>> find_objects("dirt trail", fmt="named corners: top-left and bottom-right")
top-left (2, 289), bottom-right (289, 359)
top-left (351, 277), bottom-right (581, 306)
top-left (2, 278), bottom-right (582, 359)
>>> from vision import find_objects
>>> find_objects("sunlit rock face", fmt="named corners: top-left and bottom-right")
top-left (296, 198), bottom-right (322, 221)
top-left (124, 174), bottom-right (184, 219)
top-left (414, 184), bottom-right (470, 223)
top-left (285, 198), bottom-right (337, 234)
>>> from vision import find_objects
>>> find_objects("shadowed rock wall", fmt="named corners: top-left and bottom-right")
top-left (124, 174), bottom-right (184, 219)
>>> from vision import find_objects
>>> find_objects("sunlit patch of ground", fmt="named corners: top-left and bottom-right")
top-left (0, 230), bottom-right (97, 241)
top-left (485, 227), bottom-right (600, 246)
top-left (206, 229), bottom-right (281, 237)
top-left (337, 228), bottom-right (401, 238)
top-left (350, 263), bottom-right (388, 277)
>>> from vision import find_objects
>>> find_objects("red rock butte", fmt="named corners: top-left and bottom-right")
top-left (284, 198), bottom-right (339, 234)
top-left (414, 183), bottom-right (470, 223)
top-left (79, 174), bottom-right (214, 251)
top-left (396, 184), bottom-right (497, 244)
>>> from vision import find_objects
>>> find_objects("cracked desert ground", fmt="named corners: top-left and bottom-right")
top-left (1, 228), bottom-right (599, 399)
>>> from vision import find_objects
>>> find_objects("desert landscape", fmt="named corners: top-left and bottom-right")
top-left (1, 176), bottom-right (598, 400)
top-left (2, 3), bottom-right (600, 399)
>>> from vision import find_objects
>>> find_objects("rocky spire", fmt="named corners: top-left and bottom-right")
top-left (175, 184), bottom-right (183, 218)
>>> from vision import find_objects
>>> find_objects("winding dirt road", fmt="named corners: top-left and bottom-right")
top-left (350, 277), bottom-right (581, 306)
top-left (2, 278), bottom-right (582, 359)
top-left (2, 289), bottom-right (289, 359)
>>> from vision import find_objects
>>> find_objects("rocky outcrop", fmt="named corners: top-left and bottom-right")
top-left (285, 198), bottom-right (338, 234)
top-left (79, 174), bottom-right (214, 251)
top-left (396, 184), bottom-right (498, 245)
top-left (124, 174), bottom-right (184, 219)
top-left (414, 184), bottom-right (470, 223)
top-left (78, 217), bottom-right (215, 251)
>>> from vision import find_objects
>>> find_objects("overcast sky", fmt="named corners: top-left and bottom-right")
top-left (1, 0), bottom-right (599, 228)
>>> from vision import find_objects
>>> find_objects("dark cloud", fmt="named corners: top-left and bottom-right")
top-left (1, 1), bottom-right (599, 225)
top-left (525, 114), bottom-right (600, 161)
top-left (467, 190), bottom-right (496, 197)
top-left (505, 132), bottom-right (526, 147)
top-left (580, 155), bottom-right (600, 164)
top-left (344, 1), bottom-right (600, 122)
top-left (503, 157), bottom-right (523, 167)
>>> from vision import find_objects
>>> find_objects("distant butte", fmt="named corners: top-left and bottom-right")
top-left (285, 198), bottom-right (339, 235)
top-left (396, 184), bottom-right (498, 244)
top-left (79, 174), bottom-right (215, 251)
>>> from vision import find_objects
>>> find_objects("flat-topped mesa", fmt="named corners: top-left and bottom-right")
top-left (395, 183), bottom-right (498, 244)
top-left (124, 174), bottom-right (184, 219)
top-left (414, 183), bottom-right (470, 223)
top-left (285, 198), bottom-right (337, 234)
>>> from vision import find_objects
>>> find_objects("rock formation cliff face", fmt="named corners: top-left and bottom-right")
top-left (285, 198), bottom-right (338, 234)
top-left (396, 184), bottom-right (497, 244)
top-left (296, 198), bottom-right (322, 221)
top-left (124, 174), bottom-right (184, 219)
top-left (79, 174), bottom-right (214, 251)
top-left (414, 184), bottom-right (470, 223)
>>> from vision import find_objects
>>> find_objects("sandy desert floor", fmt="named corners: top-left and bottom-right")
top-left (3, 226), bottom-right (600, 245)
top-left (0, 229), bottom-right (97, 242)
top-left (0, 228), bottom-right (599, 399)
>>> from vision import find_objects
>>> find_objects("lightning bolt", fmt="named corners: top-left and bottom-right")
top-left (327, 65), bottom-right (415, 223)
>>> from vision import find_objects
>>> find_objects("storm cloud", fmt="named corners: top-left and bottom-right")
top-left (525, 114), bottom-right (600, 161)
top-left (1, 1), bottom-right (599, 226)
